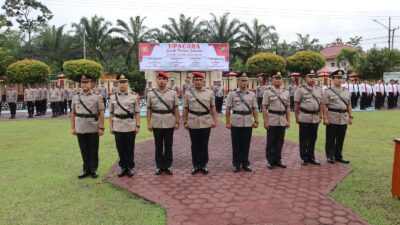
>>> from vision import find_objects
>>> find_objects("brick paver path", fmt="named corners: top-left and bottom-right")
top-left (107, 121), bottom-right (369, 225)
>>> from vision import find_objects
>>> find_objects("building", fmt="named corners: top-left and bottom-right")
top-left (320, 44), bottom-right (356, 72)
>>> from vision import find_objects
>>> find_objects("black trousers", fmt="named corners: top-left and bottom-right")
top-left (153, 128), bottom-right (174, 169)
top-left (395, 93), bottom-right (399, 106)
top-left (26, 101), bottom-right (34, 116)
top-left (388, 93), bottom-right (395, 109)
top-left (266, 126), bottom-right (286, 164)
top-left (325, 124), bottom-right (347, 160)
top-left (351, 92), bottom-right (357, 108)
top-left (189, 128), bottom-right (211, 168)
top-left (299, 122), bottom-right (319, 161)
top-left (103, 98), bottom-right (107, 109)
top-left (290, 96), bottom-right (295, 111)
top-left (8, 102), bottom-right (16, 117)
top-left (50, 102), bottom-right (58, 115)
top-left (42, 100), bottom-right (47, 114)
top-left (360, 93), bottom-right (368, 110)
top-left (63, 100), bottom-right (68, 114)
top-left (114, 131), bottom-right (135, 169)
top-left (257, 97), bottom-right (263, 112)
top-left (77, 133), bottom-right (99, 172)
top-left (68, 100), bottom-right (72, 112)
top-left (231, 127), bottom-right (253, 167)
top-left (215, 96), bottom-right (223, 113)
top-left (368, 94), bottom-right (373, 107)
top-left (375, 93), bottom-right (382, 109)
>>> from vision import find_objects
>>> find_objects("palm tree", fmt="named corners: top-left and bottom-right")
top-left (292, 33), bottom-right (322, 51)
top-left (240, 18), bottom-right (276, 54)
top-left (72, 15), bottom-right (113, 61)
top-left (206, 12), bottom-right (242, 47)
top-left (336, 48), bottom-right (360, 70)
top-left (162, 14), bottom-right (205, 42)
top-left (111, 16), bottom-right (157, 69)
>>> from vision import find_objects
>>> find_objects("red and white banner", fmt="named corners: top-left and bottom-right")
top-left (139, 43), bottom-right (229, 71)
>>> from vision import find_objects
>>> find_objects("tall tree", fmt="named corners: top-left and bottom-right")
top-left (206, 12), bottom-right (242, 47)
top-left (346, 36), bottom-right (363, 48)
top-left (162, 14), bottom-right (205, 42)
top-left (72, 15), bottom-right (113, 61)
top-left (2, 0), bottom-right (53, 43)
top-left (111, 16), bottom-right (156, 70)
top-left (292, 33), bottom-right (322, 52)
top-left (240, 18), bottom-right (276, 55)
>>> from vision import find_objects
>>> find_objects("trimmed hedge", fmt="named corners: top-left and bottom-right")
top-left (63, 59), bottom-right (104, 82)
top-left (286, 51), bottom-right (325, 75)
top-left (246, 52), bottom-right (286, 75)
top-left (6, 59), bottom-right (50, 84)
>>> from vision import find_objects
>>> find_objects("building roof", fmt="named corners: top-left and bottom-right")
top-left (320, 44), bottom-right (355, 59)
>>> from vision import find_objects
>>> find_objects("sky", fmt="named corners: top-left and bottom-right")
top-left (6, 0), bottom-right (400, 50)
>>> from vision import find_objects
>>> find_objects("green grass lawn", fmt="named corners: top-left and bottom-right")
top-left (1, 111), bottom-right (399, 225)
top-left (0, 118), bottom-right (165, 225)
top-left (246, 110), bottom-right (400, 225)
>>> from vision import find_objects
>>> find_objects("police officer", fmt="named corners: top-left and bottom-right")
top-left (49, 83), bottom-right (60, 117)
top-left (169, 77), bottom-right (179, 93)
top-left (24, 84), bottom-right (35, 118)
top-left (145, 81), bottom-right (153, 101)
top-left (67, 81), bottom-right (77, 114)
top-left (34, 84), bottom-right (42, 116)
top-left (98, 81), bottom-right (108, 108)
top-left (147, 71), bottom-right (180, 175)
top-left (6, 84), bottom-right (18, 119)
top-left (182, 76), bottom-right (192, 95)
top-left (225, 73), bottom-right (258, 172)
top-left (262, 72), bottom-right (290, 169)
top-left (322, 70), bottom-right (353, 164)
top-left (213, 80), bottom-right (224, 114)
top-left (71, 74), bottom-right (105, 179)
top-left (294, 70), bottom-right (322, 166)
top-left (256, 75), bottom-right (268, 112)
top-left (111, 80), bottom-right (119, 95)
top-left (41, 84), bottom-right (48, 115)
top-left (183, 72), bottom-right (217, 175)
top-left (109, 74), bottom-right (140, 177)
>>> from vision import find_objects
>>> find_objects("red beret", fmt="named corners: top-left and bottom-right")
top-left (157, 71), bottom-right (169, 79)
top-left (192, 72), bottom-right (205, 79)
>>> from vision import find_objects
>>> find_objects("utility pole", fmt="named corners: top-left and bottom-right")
top-left (83, 28), bottom-right (86, 59)
top-left (392, 27), bottom-right (399, 50)
top-left (373, 17), bottom-right (392, 50)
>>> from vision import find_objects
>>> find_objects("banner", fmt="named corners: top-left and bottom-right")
top-left (139, 43), bottom-right (229, 71)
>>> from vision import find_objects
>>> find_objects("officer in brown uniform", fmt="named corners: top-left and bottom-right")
top-left (182, 77), bottom-right (192, 95)
top-left (294, 70), bottom-right (322, 166)
top-left (67, 81), bottom-right (77, 114)
top-left (262, 72), bottom-right (290, 169)
top-left (98, 81), bottom-right (108, 108)
top-left (41, 84), bottom-right (48, 115)
top-left (6, 84), bottom-right (18, 119)
top-left (34, 84), bottom-right (42, 116)
top-left (24, 84), bottom-right (35, 118)
top-left (109, 74), bottom-right (140, 177)
top-left (322, 70), bottom-right (353, 164)
top-left (71, 74), bottom-right (105, 179)
top-left (226, 73), bottom-right (259, 172)
top-left (147, 71), bottom-right (180, 175)
top-left (145, 81), bottom-right (153, 101)
top-left (111, 81), bottom-right (119, 95)
top-left (183, 72), bottom-right (217, 175)
top-left (49, 83), bottom-right (60, 117)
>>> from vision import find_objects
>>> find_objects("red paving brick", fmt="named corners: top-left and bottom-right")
top-left (106, 121), bottom-right (370, 225)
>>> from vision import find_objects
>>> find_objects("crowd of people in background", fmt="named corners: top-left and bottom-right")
top-left (0, 76), bottom-right (399, 119)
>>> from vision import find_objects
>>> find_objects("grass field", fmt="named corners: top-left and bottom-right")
top-left (0, 110), bottom-right (399, 225)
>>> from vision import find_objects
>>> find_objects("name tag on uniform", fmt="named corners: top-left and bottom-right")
top-left (271, 96), bottom-right (278, 101)
top-left (330, 96), bottom-right (338, 100)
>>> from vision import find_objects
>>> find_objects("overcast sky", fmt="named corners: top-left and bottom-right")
top-left (17, 0), bottom-right (400, 50)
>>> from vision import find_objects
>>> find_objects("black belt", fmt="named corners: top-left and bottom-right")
top-left (152, 109), bottom-right (173, 114)
top-left (75, 113), bottom-right (98, 121)
top-left (328, 108), bottom-right (347, 113)
top-left (232, 110), bottom-right (252, 115)
top-left (114, 114), bottom-right (134, 119)
top-left (268, 110), bottom-right (286, 115)
top-left (189, 109), bottom-right (210, 116)
top-left (300, 107), bottom-right (319, 114)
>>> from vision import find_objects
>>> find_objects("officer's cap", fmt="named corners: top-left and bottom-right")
top-left (192, 72), bottom-right (205, 79)
top-left (331, 70), bottom-right (345, 79)
top-left (116, 73), bottom-right (129, 82)
top-left (305, 70), bottom-right (316, 78)
top-left (272, 72), bottom-right (282, 80)
top-left (237, 72), bottom-right (249, 81)
top-left (157, 71), bottom-right (169, 79)
top-left (81, 75), bottom-right (93, 82)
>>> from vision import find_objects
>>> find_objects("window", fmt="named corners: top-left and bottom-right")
top-left (330, 62), bottom-right (335, 67)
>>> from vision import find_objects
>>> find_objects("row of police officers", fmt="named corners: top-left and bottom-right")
top-left (70, 69), bottom-right (352, 179)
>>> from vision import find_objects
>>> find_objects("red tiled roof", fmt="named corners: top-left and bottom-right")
top-left (320, 44), bottom-right (354, 59)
